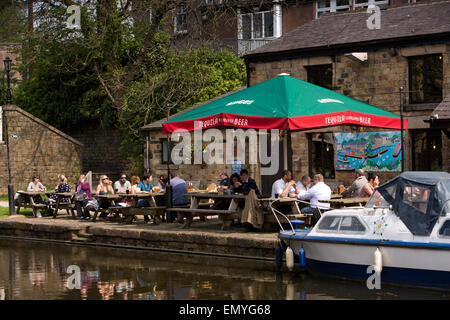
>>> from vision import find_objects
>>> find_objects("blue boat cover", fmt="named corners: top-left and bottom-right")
top-left (376, 172), bottom-right (450, 236)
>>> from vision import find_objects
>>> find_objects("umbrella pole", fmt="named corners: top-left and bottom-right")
top-left (166, 109), bottom-right (173, 209)
top-left (283, 129), bottom-right (289, 171)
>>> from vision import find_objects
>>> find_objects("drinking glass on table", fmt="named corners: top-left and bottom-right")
top-left (153, 186), bottom-right (160, 193)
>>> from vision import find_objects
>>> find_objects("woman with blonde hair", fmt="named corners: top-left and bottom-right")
top-left (94, 175), bottom-right (114, 220)
top-left (96, 175), bottom-right (114, 195)
top-left (130, 176), bottom-right (141, 194)
top-left (49, 174), bottom-right (71, 203)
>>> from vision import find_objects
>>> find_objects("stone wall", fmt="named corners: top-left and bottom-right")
top-left (70, 122), bottom-right (128, 187)
top-left (248, 43), bottom-right (450, 185)
top-left (0, 105), bottom-right (83, 193)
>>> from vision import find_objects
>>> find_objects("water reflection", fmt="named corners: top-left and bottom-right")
top-left (0, 239), bottom-right (448, 300)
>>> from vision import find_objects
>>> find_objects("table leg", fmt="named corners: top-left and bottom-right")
top-left (53, 198), bottom-right (60, 219)
top-left (221, 217), bottom-right (232, 230)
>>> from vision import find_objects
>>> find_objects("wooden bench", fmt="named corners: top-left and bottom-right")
top-left (166, 207), bottom-right (240, 229)
top-left (121, 206), bottom-right (166, 224)
top-left (51, 193), bottom-right (76, 218)
top-left (32, 203), bottom-right (49, 218)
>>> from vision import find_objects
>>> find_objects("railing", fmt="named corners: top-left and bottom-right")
top-left (237, 38), bottom-right (274, 56)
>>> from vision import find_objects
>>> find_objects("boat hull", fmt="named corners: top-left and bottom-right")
top-left (282, 236), bottom-right (450, 290)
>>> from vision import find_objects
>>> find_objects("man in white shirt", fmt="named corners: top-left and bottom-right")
top-left (271, 170), bottom-right (298, 199)
top-left (296, 175), bottom-right (311, 193)
top-left (114, 174), bottom-right (131, 194)
top-left (297, 174), bottom-right (331, 214)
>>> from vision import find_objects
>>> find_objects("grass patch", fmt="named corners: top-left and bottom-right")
top-left (0, 207), bottom-right (34, 218)
top-left (0, 194), bottom-right (8, 201)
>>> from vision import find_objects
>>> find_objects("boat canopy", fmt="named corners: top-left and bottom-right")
top-left (376, 172), bottom-right (450, 236)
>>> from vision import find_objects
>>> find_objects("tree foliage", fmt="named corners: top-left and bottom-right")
top-left (3, 0), bottom-right (246, 175)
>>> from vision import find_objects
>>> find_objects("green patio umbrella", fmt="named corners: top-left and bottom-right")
top-left (162, 75), bottom-right (407, 134)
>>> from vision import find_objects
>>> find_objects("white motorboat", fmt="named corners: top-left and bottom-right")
top-left (278, 172), bottom-right (450, 290)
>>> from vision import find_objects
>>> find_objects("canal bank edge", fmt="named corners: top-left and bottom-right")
top-left (0, 216), bottom-right (278, 260)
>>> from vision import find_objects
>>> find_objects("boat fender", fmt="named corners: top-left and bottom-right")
top-left (299, 247), bottom-right (306, 269)
top-left (286, 246), bottom-right (294, 271)
top-left (275, 242), bottom-right (283, 268)
top-left (374, 247), bottom-right (383, 274)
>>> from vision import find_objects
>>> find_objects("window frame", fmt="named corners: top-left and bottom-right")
top-left (317, 215), bottom-right (367, 234)
top-left (174, 5), bottom-right (188, 34)
top-left (408, 54), bottom-right (443, 104)
top-left (306, 64), bottom-right (333, 90)
top-left (438, 220), bottom-right (450, 238)
top-left (160, 139), bottom-right (176, 165)
top-left (316, 0), bottom-right (389, 18)
top-left (238, 10), bottom-right (274, 40)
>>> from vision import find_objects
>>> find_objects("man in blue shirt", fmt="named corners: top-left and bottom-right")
top-left (166, 172), bottom-right (189, 222)
top-left (138, 174), bottom-right (153, 192)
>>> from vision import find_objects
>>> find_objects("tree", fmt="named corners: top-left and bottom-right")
top-left (8, 0), bottom-right (246, 175)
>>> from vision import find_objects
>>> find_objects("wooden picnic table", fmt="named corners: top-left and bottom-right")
top-left (16, 190), bottom-right (55, 217)
top-left (321, 197), bottom-right (370, 209)
top-left (258, 197), bottom-right (313, 229)
top-left (92, 192), bottom-right (165, 223)
top-left (167, 192), bottom-right (247, 230)
top-left (52, 192), bottom-right (75, 218)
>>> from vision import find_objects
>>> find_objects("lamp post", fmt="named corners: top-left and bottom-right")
top-left (399, 86), bottom-right (405, 172)
top-left (4, 57), bottom-right (12, 104)
top-left (3, 57), bottom-right (14, 215)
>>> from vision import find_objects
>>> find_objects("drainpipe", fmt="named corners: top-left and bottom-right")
top-left (145, 135), bottom-right (150, 173)
top-left (245, 57), bottom-right (250, 88)
top-left (273, 1), bottom-right (282, 38)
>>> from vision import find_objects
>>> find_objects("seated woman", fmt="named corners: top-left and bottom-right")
top-left (95, 175), bottom-right (114, 219)
top-left (27, 175), bottom-right (46, 192)
top-left (50, 174), bottom-right (71, 203)
top-left (131, 176), bottom-right (141, 194)
top-left (74, 174), bottom-right (92, 220)
top-left (26, 175), bottom-right (47, 209)
top-left (359, 172), bottom-right (380, 198)
top-left (229, 173), bottom-right (244, 194)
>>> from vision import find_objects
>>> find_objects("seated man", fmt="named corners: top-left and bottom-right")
top-left (296, 175), bottom-right (311, 193)
top-left (239, 169), bottom-right (260, 196)
top-left (218, 172), bottom-right (229, 190)
top-left (271, 170), bottom-right (298, 199)
top-left (297, 174), bottom-right (331, 214)
top-left (166, 172), bottom-right (189, 223)
top-left (271, 170), bottom-right (299, 215)
top-left (114, 173), bottom-right (131, 194)
top-left (341, 169), bottom-right (368, 198)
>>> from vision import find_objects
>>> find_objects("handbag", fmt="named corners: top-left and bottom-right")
top-left (74, 185), bottom-right (88, 202)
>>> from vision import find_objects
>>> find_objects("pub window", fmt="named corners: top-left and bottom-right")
top-left (161, 139), bottom-right (176, 164)
top-left (408, 54), bottom-right (443, 104)
top-left (306, 64), bottom-right (332, 90)
top-left (309, 133), bottom-right (335, 179)
top-left (411, 129), bottom-right (442, 171)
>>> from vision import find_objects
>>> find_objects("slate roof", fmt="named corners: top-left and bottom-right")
top-left (431, 93), bottom-right (450, 120)
top-left (245, 1), bottom-right (450, 58)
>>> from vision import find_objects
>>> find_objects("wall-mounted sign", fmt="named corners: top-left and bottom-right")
top-left (334, 131), bottom-right (402, 172)
top-left (232, 160), bottom-right (242, 174)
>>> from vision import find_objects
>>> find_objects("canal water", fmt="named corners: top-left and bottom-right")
top-left (0, 238), bottom-right (448, 300)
